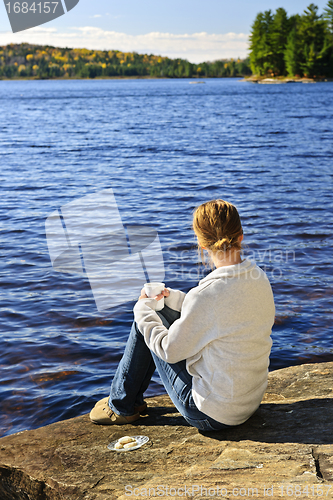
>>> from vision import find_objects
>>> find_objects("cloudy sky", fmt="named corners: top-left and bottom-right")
top-left (0, 0), bottom-right (330, 63)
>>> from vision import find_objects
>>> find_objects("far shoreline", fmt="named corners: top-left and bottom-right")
top-left (0, 75), bottom-right (244, 82)
top-left (1, 75), bottom-right (333, 83)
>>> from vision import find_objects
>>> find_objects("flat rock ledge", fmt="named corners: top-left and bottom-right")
top-left (1, 362), bottom-right (333, 500)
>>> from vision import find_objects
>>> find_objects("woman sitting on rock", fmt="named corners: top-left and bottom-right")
top-left (90, 199), bottom-right (275, 431)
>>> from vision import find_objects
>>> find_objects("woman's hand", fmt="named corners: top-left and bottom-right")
top-left (138, 288), bottom-right (170, 301)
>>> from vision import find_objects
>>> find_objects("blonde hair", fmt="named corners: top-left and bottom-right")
top-left (193, 199), bottom-right (243, 262)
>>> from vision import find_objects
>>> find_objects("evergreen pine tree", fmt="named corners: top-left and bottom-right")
top-left (298, 4), bottom-right (327, 76)
top-left (284, 26), bottom-right (301, 76)
top-left (317, 36), bottom-right (333, 76)
top-left (249, 12), bottom-right (266, 75)
top-left (249, 10), bottom-right (275, 75)
top-left (318, 1), bottom-right (333, 76)
top-left (271, 8), bottom-right (289, 75)
top-left (323, 0), bottom-right (333, 35)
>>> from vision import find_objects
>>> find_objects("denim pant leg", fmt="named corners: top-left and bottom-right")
top-left (109, 305), bottom-right (230, 431)
top-left (108, 306), bottom-right (181, 416)
top-left (109, 320), bottom-right (156, 416)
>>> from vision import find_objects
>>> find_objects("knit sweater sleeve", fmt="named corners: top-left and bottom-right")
top-left (164, 287), bottom-right (186, 311)
top-left (133, 287), bottom-right (216, 363)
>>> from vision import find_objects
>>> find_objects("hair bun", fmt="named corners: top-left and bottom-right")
top-left (212, 237), bottom-right (232, 251)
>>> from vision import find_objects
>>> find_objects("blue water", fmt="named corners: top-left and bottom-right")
top-left (0, 78), bottom-right (332, 437)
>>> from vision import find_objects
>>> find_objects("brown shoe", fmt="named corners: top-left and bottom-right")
top-left (93, 397), bottom-right (147, 414)
top-left (89, 402), bottom-right (140, 425)
top-left (94, 396), bottom-right (109, 407)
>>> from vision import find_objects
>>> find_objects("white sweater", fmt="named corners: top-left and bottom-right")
top-left (133, 259), bottom-right (275, 426)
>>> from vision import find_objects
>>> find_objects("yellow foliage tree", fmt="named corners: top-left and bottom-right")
top-left (80, 48), bottom-right (91, 56)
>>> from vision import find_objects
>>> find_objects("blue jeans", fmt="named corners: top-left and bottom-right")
top-left (108, 305), bottom-right (230, 431)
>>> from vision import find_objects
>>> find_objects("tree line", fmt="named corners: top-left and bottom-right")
top-left (0, 43), bottom-right (252, 79)
top-left (249, 1), bottom-right (333, 77)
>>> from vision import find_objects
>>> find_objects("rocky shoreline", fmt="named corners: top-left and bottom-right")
top-left (0, 362), bottom-right (332, 499)
top-left (244, 76), bottom-right (333, 84)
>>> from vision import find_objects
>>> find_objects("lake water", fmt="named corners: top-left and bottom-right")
top-left (0, 78), bottom-right (332, 437)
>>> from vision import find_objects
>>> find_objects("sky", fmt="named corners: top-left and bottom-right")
top-left (0, 0), bottom-right (330, 63)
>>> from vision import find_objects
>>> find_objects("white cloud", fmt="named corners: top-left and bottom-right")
top-left (0, 27), bottom-right (250, 63)
top-left (91, 15), bottom-right (102, 18)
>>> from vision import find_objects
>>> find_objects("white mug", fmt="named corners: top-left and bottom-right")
top-left (144, 282), bottom-right (165, 311)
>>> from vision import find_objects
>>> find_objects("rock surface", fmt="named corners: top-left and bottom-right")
top-left (0, 362), bottom-right (332, 500)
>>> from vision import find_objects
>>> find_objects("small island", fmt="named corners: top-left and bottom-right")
top-left (248, 1), bottom-right (333, 81)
